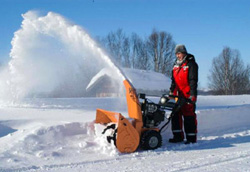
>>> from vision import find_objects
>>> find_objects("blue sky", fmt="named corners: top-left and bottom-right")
top-left (0, 0), bottom-right (250, 88)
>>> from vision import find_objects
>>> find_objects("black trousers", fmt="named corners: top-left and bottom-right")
top-left (171, 103), bottom-right (197, 142)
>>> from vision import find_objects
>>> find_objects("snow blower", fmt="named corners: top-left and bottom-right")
top-left (95, 79), bottom-right (188, 153)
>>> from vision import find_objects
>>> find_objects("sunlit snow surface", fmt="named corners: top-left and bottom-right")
top-left (0, 95), bottom-right (250, 172)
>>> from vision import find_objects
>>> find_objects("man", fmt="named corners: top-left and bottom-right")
top-left (169, 44), bottom-right (198, 144)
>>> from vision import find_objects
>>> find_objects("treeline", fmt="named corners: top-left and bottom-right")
top-left (208, 47), bottom-right (250, 95)
top-left (97, 29), bottom-right (250, 95)
top-left (97, 29), bottom-right (176, 77)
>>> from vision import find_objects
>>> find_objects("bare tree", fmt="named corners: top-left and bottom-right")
top-left (131, 33), bottom-right (150, 70)
top-left (101, 29), bottom-right (125, 66)
top-left (208, 47), bottom-right (250, 95)
top-left (99, 29), bottom-right (176, 76)
top-left (148, 30), bottom-right (159, 71)
top-left (122, 37), bottom-right (131, 68)
top-left (147, 29), bottom-right (176, 77)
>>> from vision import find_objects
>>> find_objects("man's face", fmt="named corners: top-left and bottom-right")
top-left (176, 52), bottom-right (186, 61)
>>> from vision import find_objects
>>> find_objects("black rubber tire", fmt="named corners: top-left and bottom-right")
top-left (141, 130), bottom-right (162, 150)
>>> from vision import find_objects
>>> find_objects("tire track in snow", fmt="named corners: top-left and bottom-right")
top-left (2, 142), bottom-right (250, 172)
top-left (0, 157), bottom-right (134, 171)
top-left (0, 146), bottom-right (175, 172)
top-left (171, 151), bottom-right (250, 172)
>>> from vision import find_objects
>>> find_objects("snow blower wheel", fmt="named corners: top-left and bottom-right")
top-left (141, 130), bottom-right (162, 150)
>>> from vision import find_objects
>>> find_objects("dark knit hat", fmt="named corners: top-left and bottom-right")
top-left (175, 44), bottom-right (187, 54)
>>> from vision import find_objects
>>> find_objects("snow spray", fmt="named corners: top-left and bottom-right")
top-left (0, 11), bottom-right (126, 100)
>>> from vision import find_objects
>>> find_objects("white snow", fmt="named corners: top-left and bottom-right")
top-left (86, 67), bottom-right (171, 92)
top-left (123, 68), bottom-right (171, 91)
top-left (0, 95), bottom-right (250, 171)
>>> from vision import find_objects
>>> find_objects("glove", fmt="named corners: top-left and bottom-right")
top-left (189, 96), bottom-right (197, 104)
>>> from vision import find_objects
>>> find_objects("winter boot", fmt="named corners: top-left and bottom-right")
top-left (169, 132), bottom-right (184, 143)
top-left (184, 135), bottom-right (197, 144)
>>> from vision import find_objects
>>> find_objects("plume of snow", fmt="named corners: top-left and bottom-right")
top-left (0, 11), bottom-right (125, 100)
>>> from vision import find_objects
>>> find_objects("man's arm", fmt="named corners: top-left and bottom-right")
top-left (169, 70), bottom-right (176, 94)
top-left (188, 61), bottom-right (198, 97)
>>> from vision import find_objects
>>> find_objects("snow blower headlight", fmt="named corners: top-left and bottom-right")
top-left (160, 97), bottom-right (166, 104)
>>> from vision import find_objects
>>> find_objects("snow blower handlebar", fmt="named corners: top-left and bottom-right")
top-left (158, 95), bottom-right (192, 132)
top-left (160, 94), bottom-right (194, 106)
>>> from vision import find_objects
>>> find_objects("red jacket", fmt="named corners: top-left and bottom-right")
top-left (170, 54), bottom-right (198, 99)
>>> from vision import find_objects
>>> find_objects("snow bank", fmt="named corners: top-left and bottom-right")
top-left (0, 121), bottom-right (119, 170)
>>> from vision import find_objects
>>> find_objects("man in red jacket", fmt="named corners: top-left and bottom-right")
top-left (169, 44), bottom-right (198, 144)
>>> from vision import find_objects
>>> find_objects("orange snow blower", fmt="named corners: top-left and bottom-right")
top-left (95, 79), bottom-right (188, 153)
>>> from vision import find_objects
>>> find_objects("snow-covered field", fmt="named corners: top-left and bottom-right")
top-left (0, 95), bottom-right (250, 172)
